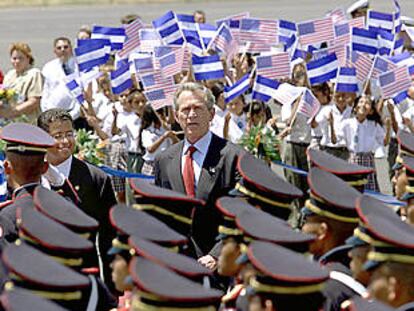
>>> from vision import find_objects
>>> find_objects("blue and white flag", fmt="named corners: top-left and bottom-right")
top-left (306, 53), bottom-right (339, 85)
top-left (110, 63), bottom-right (132, 95)
top-left (65, 74), bottom-right (84, 104)
top-left (367, 10), bottom-right (394, 34)
top-left (152, 11), bottom-right (184, 45)
top-left (75, 39), bottom-right (110, 72)
top-left (378, 31), bottom-right (395, 56)
top-left (278, 20), bottom-right (297, 44)
top-left (283, 34), bottom-right (298, 52)
top-left (192, 54), bottom-right (224, 81)
top-left (91, 26), bottom-right (126, 51)
top-left (0, 153), bottom-right (7, 203)
top-left (252, 75), bottom-right (280, 102)
top-left (291, 48), bottom-right (308, 65)
top-left (393, 0), bottom-right (402, 33)
top-left (177, 14), bottom-right (197, 33)
top-left (389, 52), bottom-right (414, 76)
top-left (393, 90), bottom-right (408, 104)
top-left (79, 68), bottom-right (103, 88)
top-left (224, 73), bottom-right (251, 103)
top-left (352, 27), bottom-right (378, 55)
top-left (197, 23), bottom-right (217, 50)
top-left (394, 38), bottom-right (404, 54)
top-left (335, 67), bottom-right (359, 93)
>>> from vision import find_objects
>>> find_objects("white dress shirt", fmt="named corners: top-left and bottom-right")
top-left (181, 131), bottom-right (212, 190)
top-left (41, 57), bottom-right (80, 119)
top-left (55, 155), bottom-right (73, 179)
top-left (315, 103), bottom-right (352, 147)
top-left (141, 126), bottom-right (170, 162)
top-left (339, 118), bottom-right (385, 153)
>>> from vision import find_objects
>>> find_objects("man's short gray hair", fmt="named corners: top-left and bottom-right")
top-left (174, 82), bottom-right (215, 111)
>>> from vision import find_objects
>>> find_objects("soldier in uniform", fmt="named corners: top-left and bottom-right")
top-left (355, 194), bottom-right (414, 310)
top-left (246, 241), bottom-right (329, 311)
top-left (302, 167), bottom-right (366, 311)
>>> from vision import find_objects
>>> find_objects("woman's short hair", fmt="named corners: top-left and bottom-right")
top-left (9, 42), bottom-right (34, 65)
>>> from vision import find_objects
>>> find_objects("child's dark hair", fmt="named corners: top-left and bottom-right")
top-left (138, 104), bottom-right (161, 150)
top-left (353, 95), bottom-right (383, 126)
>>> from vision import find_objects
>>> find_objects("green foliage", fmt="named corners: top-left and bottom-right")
top-left (239, 125), bottom-right (281, 162)
top-left (0, 115), bottom-right (31, 153)
top-left (74, 129), bottom-right (105, 166)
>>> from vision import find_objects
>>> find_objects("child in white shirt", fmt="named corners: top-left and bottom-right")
top-left (139, 105), bottom-right (179, 176)
top-left (338, 95), bottom-right (390, 192)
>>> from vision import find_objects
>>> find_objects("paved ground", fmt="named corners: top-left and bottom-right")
top-left (0, 0), bottom-right (407, 193)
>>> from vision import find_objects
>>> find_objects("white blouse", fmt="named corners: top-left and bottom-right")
top-left (339, 118), bottom-right (385, 153)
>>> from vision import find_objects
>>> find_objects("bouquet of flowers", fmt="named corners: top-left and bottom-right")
top-left (0, 85), bottom-right (18, 106)
top-left (239, 125), bottom-right (281, 163)
top-left (74, 129), bottom-right (106, 166)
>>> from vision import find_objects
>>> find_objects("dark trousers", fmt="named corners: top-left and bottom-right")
top-left (283, 141), bottom-right (309, 228)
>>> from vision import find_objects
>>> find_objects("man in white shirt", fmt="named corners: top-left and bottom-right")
top-left (41, 37), bottom-right (82, 127)
top-left (280, 92), bottom-right (311, 227)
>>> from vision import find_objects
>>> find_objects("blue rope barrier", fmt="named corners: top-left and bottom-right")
top-left (364, 190), bottom-right (406, 207)
top-left (98, 165), bottom-right (155, 180)
top-left (272, 160), bottom-right (309, 176)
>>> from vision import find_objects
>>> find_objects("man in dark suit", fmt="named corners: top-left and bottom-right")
top-left (154, 82), bottom-right (243, 266)
top-left (37, 108), bottom-right (117, 289)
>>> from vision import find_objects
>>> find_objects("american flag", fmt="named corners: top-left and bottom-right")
top-left (327, 8), bottom-right (347, 25)
top-left (372, 55), bottom-right (397, 79)
top-left (333, 22), bottom-right (350, 46)
top-left (153, 45), bottom-right (181, 69)
top-left (349, 16), bottom-right (365, 30)
top-left (297, 89), bottom-right (321, 120)
top-left (144, 85), bottom-right (177, 110)
top-left (158, 49), bottom-right (184, 77)
top-left (216, 13), bottom-right (249, 44)
top-left (216, 12), bottom-right (250, 27)
top-left (256, 52), bottom-right (290, 79)
top-left (298, 17), bottom-right (334, 46)
top-left (312, 44), bottom-right (346, 66)
top-left (118, 18), bottom-right (145, 58)
top-left (208, 23), bottom-right (234, 53)
top-left (182, 45), bottom-right (191, 72)
top-left (241, 41), bottom-right (272, 53)
top-left (378, 66), bottom-right (412, 98)
top-left (239, 18), bottom-right (278, 45)
top-left (139, 70), bottom-right (174, 91)
top-left (351, 51), bottom-right (373, 83)
top-left (138, 28), bottom-right (162, 52)
top-left (328, 43), bottom-right (348, 66)
top-left (130, 53), bottom-right (154, 75)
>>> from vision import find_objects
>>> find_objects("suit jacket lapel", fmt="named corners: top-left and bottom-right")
top-left (167, 142), bottom-right (185, 194)
top-left (196, 135), bottom-right (224, 199)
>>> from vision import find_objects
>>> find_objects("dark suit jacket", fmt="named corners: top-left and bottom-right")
top-left (154, 133), bottom-right (244, 254)
top-left (68, 157), bottom-right (117, 285)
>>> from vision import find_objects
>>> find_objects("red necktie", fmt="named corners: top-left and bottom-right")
top-left (183, 146), bottom-right (197, 197)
